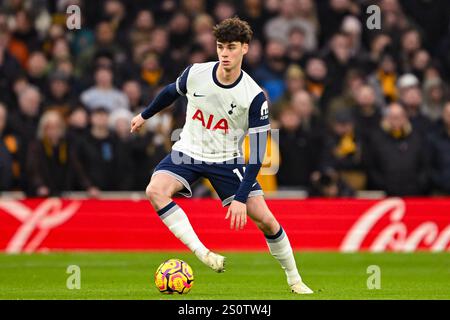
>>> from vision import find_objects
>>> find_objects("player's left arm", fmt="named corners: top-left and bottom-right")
top-left (226, 92), bottom-right (270, 230)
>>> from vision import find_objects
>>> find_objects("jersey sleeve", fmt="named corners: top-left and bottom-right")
top-left (248, 91), bottom-right (270, 134)
top-left (175, 65), bottom-right (192, 96)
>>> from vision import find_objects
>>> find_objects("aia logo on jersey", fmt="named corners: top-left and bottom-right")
top-left (192, 109), bottom-right (229, 133)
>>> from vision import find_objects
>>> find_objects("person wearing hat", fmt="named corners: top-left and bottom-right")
top-left (398, 73), bottom-right (432, 136)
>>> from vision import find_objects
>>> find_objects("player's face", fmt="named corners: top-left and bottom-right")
top-left (216, 41), bottom-right (248, 70)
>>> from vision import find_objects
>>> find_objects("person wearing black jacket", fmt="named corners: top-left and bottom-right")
top-left (77, 106), bottom-right (133, 191)
top-left (428, 102), bottom-right (450, 194)
top-left (366, 103), bottom-right (430, 196)
top-left (26, 110), bottom-right (94, 197)
top-left (276, 107), bottom-right (322, 189)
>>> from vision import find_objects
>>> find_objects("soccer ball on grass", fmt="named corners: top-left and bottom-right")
top-left (154, 258), bottom-right (194, 294)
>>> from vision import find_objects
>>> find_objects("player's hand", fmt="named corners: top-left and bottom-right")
top-left (130, 113), bottom-right (145, 133)
top-left (225, 200), bottom-right (247, 230)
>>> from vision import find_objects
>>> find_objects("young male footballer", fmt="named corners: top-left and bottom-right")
top-left (130, 17), bottom-right (313, 294)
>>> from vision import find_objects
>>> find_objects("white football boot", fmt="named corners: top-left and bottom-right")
top-left (290, 281), bottom-right (314, 294)
top-left (200, 251), bottom-right (226, 273)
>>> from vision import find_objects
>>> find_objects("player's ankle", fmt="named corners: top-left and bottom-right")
top-left (194, 247), bottom-right (208, 260)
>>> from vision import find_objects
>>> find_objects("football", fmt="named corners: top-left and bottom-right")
top-left (154, 258), bottom-right (194, 294)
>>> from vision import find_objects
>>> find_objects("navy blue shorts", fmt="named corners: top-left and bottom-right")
top-left (152, 150), bottom-right (263, 206)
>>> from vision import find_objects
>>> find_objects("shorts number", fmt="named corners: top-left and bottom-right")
top-left (233, 167), bottom-right (246, 181)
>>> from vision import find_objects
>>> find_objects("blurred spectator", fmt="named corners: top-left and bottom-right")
top-left (428, 102), bottom-right (450, 194)
top-left (129, 124), bottom-right (167, 190)
top-left (8, 85), bottom-right (41, 144)
top-left (253, 39), bottom-right (287, 102)
top-left (367, 51), bottom-right (398, 107)
top-left (76, 20), bottom-right (126, 78)
top-left (122, 80), bottom-right (146, 113)
top-left (272, 64), bottom-right (305, 119)
top-left (290, 90), bottom-right (322, 131)
top-left (309, 169), bottom-right (354, 197)
top-left (341, 15), bottom-right (362, 57)
top-left (397, 73), bottom-right (432, 135)
top-left (0, 103), bottom-right (12, 191)
top-left (0, 26), bottom-right (23, 108)
top-left (80, 66), bottom-right (129, 113)
top-left (26, 50), bottom-right (48, 92)
top-left (109, 108), bottom-right (133, 142)
top-left (43, 71), bottom-right (77, 116)
top-left (67, 105), bottom-right (89, 147)
top-left (328, 83), bottom-right (381, 144)
top-left (277, 107), bottom-right (322, 189)
top-left (399, 28), bottom-right (422, 73)
top-left (239, 0), bottom-right (270, 40)
top-left (26, 110), bottom-right (94, 197)
top-left (410, 49), bottom-right (430, 82)
top-left (138, 51), bottom-right (168, 90)
top-left (304, 56), bottom-right (331, 112)
top-left (129, 9), bottom-right (155, 48)
top-left (102, 0), bottom-right (129, 45)
top-left (326, 68), bottom-right (365, 123)
top-left (379, 0), bottom-right (411, 37)
top-left (167, 11), bottom-right (192, 70)
top-left (422, 78), bottom-right (448, 122)
top-left (243, 38), bottom-right (263, 76)
top-left (11, 9), bottom-right (40, 52)
top-left (76, 106), bottom-right (133, 191)
top-left (352, 85), bottom-right (382, 144)
top-left (264, 0), bottom-right (317, 51)
top-left (400, 0), bottom-right (450, 52)
top-left (182, 0), bottom-right (206, 18)
top-left (286, 26), bottom-right (311, 67)
top-left (366, 103), bottom-right (430, 196)
top-left (213, 1), bottom-right (237, 22)
top-left (321, 109), bottom-right (365, 190)
top-left (317, 0), bottom-right (359, 45)
top-left (324, 32), bottom-right (359, 101)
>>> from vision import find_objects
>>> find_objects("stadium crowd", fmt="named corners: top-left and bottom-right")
top-left (0, 0), bottom-right (450, 198)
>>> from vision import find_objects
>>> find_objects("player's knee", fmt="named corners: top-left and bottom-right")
top-left (252, 212), bottom-right (278, 234)
top-left (145, 184), bottom-right (170, 203)
top-left (259, 215), bottom-right (279, 235)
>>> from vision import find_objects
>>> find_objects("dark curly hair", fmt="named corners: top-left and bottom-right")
top-left (212, 17), bottom-right (253, 44)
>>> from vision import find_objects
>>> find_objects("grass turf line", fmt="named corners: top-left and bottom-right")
top-left (0, 252), bottom-right (449, 300)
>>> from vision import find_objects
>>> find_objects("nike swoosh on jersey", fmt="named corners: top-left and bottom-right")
top-left (193, 92), bottom-right (206, 97)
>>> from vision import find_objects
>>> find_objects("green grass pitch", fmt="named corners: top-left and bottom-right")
top-left (0, 252), bottom-right (449, 300)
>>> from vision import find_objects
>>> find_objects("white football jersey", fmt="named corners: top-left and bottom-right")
top-left (172, 61), bottom-right (270, 162)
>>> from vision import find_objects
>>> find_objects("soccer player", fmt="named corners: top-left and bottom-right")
top-left (130, 17), bottom-right (313, 294)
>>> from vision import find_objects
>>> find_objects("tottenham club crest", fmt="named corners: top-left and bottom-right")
top-left (228, 102), bottom-right (237, 115)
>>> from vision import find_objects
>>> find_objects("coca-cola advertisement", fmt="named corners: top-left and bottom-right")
top-left (1, 198), bottom-right (449, 253)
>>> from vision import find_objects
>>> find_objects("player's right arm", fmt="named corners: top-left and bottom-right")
top-left (130, 65), bottom-right (191, 133)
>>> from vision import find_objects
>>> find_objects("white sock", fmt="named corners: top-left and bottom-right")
top-left (265, 226), bottom-right (302, 286)
top-left (157, 201), bottom-right (208, 260)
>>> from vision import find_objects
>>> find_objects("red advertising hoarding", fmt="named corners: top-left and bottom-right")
top-left (0, 198), bottom-right (449, 253)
